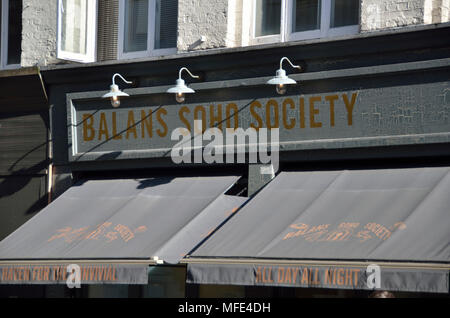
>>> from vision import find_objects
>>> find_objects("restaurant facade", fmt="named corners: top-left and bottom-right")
top-left (0, 1), bottom-right (449, 298)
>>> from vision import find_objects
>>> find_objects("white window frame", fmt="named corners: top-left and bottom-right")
top-left (57, 0), bottom-right (97, 63)
top-left (1, 0), bottom-right (20, 70)
top-left (245, 0), bottom-right (359, 46)
top-left (118, 0), bottom-right (177, 60)
top-left (246, 0), bottom-right (285, 46)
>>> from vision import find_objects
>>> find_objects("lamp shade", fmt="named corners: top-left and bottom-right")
top-left (102, 84), bottom-right (130, 99)
top-left (166, 79), bottom-right (196, 94)
top-left (266, 69), bottom-right (297, 85)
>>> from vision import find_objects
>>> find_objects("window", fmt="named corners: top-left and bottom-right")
top-left (118, 0), bottom-right (178, 59)
top-left (246, 0), bottom-right (359, 45)
top-left (0, 0), bottom-right (22, 69)
top-left (57, 0), bottom-right (97, 63)
top-left (56, 0), bottom-right (177, 63)
top-left (255, 0), bottom-right (282, 37)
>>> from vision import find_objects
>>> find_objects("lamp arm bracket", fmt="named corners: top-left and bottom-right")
top-left (179, 67), bottom-right (200, 80)
top-left (280, 57), bottom-right (301, 71)
top-left (112, 73), bottom-right (133, 86)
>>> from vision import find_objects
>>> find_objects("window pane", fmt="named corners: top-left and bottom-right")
top-left (331, 0), bottom-right (359, 28)
top-left (61, 0), bottom-right (88, 55)
top-left (124, 0), bottom-right (148, 52)
top-left (154, 0), bottom-right (177, 49)
top-left (7, 0), bottom-right (22, 65)
top-left (255, 0), bottom-right (281, 37)
top-left (292, 0), bottom-right (320, 33)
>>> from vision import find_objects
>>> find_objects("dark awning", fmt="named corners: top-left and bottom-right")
top-left (0, 175), bottom-right (246, 284)
top-left (186, 168), bottom-right (450, 293)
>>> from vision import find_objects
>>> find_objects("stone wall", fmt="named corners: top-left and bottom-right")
top-left (361, 0), bottom-right (449, 32)
top-left (21, 0), bottom-right (58, 67)
top-left (177, 0), bottom-right (229, 51)
top-left (17, 0), bottom-right (450, 66)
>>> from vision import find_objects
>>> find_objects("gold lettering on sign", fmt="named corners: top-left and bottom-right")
top-left (210, 104), bottom-right (222, 130)
top-left (141, 110), bottom-right (153, 139)
top-left (47, 224), bottom-right (147, 243)
top-left (98, 112), bottom-right (109, 140)
top-left (179, 106), bottom-right (191, 132)
top-left (126, 111), bottom-right (137, 139)
top-left (309, 96), bottom-right (322, 128)
top-left (82, 114), bottom-right (95, 141)
top-left (283, 221), bottom-right (406, 243)
top-left (79, 92), bottom-right (359, 142)
top-left (194, 106), bottom-right (207, 133)
top-left (343, 92), bottom-right (358, 126)
top-left (282, 98), bottom-right (296, 130)
top-left (226, 103), bottom-right (239, 130)
top-left (156, 108), bottom-right (168, 137)
top-left (250, 100), bottom-right (263, 131)
top-left (325, 95), bottom-right (339, 127)
top-left (299, 97), bottom-right (306, 128)
top-left (266, 99), bottom-right (279, 129)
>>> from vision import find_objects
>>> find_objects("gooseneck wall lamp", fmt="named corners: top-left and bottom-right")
top-left (267, 57), bottom-right (302, 95)
top-left (167, 67), bottom-right (200, 103)
top-left (102, 73), bottom-right (133, 108)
